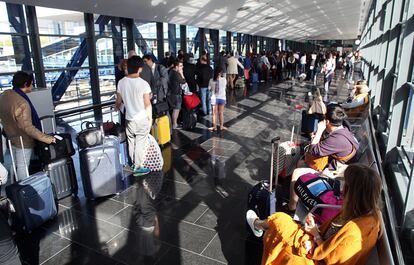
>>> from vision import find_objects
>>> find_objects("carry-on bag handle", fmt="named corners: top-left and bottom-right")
top-left (8, 136), bottom-right (29, 182)
top-left (270, 136), bottom-right (280, 193)
top-left (39, 115), bottom-right (57, 134)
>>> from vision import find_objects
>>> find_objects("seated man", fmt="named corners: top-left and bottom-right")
top-left (286, 105), bottom-right (359, 213)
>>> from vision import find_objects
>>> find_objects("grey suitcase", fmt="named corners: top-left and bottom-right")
top-left (44, 157), bottom-right (78, 200)
top-left (79, 136), bottom-right (122, 199)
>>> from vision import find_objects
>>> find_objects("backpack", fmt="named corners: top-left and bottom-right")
top-left (181, 108), bottom-right (197, 130)
top-left (294, 173), bottom-right (342, 224)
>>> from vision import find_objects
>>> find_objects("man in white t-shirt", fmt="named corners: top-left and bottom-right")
top-left (115, 56), bottom-right (152, 176)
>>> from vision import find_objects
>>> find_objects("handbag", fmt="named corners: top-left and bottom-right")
top-left (153, 101), bottom-right (170, 117)
top-left (76, 122), bottom-right (104, 149)
top-left (304, 152), bottom-right (329, 171)
top-left (183, 93), bottom-right (201, 110)
top-left (103, 121), bottom-right (126, 143)
top-left (142, 134), bottom-right (164, 171)
top-left (308, 88), bottom-right (327, 115)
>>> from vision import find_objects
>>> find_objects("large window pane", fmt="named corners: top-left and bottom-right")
top-left (0, 74), bottom-right (13, 91)
top-left (40, 36), bottom-right (88, 69)
top-left (36, 7), bottom-right (85, 36)
top-left (0, 34), bottom-right (32, 73)
top-left (96, 38), bottom-right (114, 65)
top-left (98, 66), bottom-right (116, 103)
top-left (49, 69), bottom-right (91, 110)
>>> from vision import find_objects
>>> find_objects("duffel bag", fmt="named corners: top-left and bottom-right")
top-left (183, 93), bottom-right (200, 110)
top-left (103, 121), bottom-right (126, 143)
top-left (76, 122), bottom-right (104, 149)
top-left (36, 133), bottom-right (75, 163)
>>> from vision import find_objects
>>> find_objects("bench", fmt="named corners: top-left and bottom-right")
top-left (293, 111), bottom-right (395, 265)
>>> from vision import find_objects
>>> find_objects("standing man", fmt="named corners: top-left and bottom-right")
top-left (116, 56), bottom-right (152, 176)
top-left (0, 71), bottom-right (55, 180)
top-left (143, 54), bottom-right (169, 102)
top-left (195, 55), bottom-right (213, 115)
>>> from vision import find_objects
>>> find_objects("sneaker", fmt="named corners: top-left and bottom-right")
top-left (133, 167), bottom-right (151, 176)
top-left (246, 210), bottom-right (263, 237)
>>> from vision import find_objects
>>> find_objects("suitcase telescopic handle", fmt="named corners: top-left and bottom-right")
top-left (40, 115), bottom-right (56, 134)
top-left (8, 136), bottom-right (29, 182)
top-left (269, 137), bottom-right (280, 193)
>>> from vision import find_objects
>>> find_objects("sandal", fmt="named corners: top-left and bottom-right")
top-left (220, 126), bottom-right (228, 131)
top-left (246, 210), bottom-right (263, 237)
top-left (208, 127), bottom-right (217, 132)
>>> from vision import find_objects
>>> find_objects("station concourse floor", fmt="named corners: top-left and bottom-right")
top-left (13, 74), bottom-right (350, 265)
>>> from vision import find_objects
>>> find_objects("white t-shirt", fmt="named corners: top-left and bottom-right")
top-left (209, 77), bottom-right (227, 101)
top-left (117, 76), bottom-right (151, 121)
top-left (300, 55), bottom-right (306, 64)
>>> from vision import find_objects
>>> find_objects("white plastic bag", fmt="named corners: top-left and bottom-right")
top-left (0, 163), bottom-right (8, 185)
top-left (142, 134), bottom-right (164, 171)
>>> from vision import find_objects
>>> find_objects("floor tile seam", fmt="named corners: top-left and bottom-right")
top-left (55, 205), bottom-right (133, 232)
top-left (109, 197), bottom-right (134, 207)
top-left (105, 205), bottom-right (130, 221)
top-left (52, 234), bottom-right (126, 264)
top-left (160, 194), bottom-right (210, 207)
top-left (105, 228), bottom-right (126, 244)
top-left (154, 239), bottom-right (227, 265)
top-left (39, 243), bottom-right (72, 265)
top-left (157, 212), bottom-right (217, 232)
top-left (192, 207), bottom-right (210, 225)
top-left (200, 232), bottom-right (222, 258)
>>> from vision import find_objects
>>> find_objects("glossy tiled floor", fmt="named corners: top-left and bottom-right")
top-left (10, 73), bottom-right (351, 265)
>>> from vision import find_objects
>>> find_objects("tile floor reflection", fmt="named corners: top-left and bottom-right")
top-left (11, 75), bottom-right (351, 264)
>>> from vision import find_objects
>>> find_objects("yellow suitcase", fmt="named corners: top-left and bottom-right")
top-left (151, 115), bottom-right (171, 145)
top-left (161, 145), bottom-right (172, 174)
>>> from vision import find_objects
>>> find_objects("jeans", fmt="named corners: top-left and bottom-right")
top-left (200, 87), bottom-right (211, 115)
top-left (10, 146), bottom-right (32, 181)
top-left (126, 118), bottom-right (150, 168)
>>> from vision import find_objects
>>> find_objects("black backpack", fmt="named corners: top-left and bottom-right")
top-left (182, 109), bottom-right (197, 130)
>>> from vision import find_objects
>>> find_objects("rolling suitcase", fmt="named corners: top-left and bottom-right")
top-left (36, 115), bottom-right (75, 164)
top-left (151, 115), bottom-right (171, 145)
top-left (274, 106), bottom-right (303, 178)
top-left (79, 136), bottom-right (123, 199)
top-left (247, 137), bottom-right (278, 227)
top-left (5, 137), bottom-right (58, 233)
top-left (44, 157), bottom-right (78, 200)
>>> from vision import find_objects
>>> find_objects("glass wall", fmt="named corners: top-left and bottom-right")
top-left (359, 0), bottom-right (414, 263)
top-left (0, 2), bottom-right (32, 91)
top-left (0, 2), bottom-right (283, 113)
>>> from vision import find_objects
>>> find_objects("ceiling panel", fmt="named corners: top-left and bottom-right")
top-left (5, 0), bottom-right (369, 40)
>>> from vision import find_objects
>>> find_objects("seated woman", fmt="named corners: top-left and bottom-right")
top-left (341, 80), bottom-right (370, 117)
top-left (246, 164), bottom-right (382, 265)
top-left (286, 105), bottom-right (359, 213)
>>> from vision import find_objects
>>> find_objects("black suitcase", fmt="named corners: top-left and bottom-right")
top-left (44, 157), bottom-right (78, 200)
top-left (247, 137), bottom-right (279, 226)
top-left (36, 115), bottom-right (75, 164)
top-left (79, 136), bottom-right (123, 199)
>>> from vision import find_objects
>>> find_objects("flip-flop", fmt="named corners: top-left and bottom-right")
top-left (208, 127), bottom-right (217, 132)
top-left (246, 210), bottom-right (263, 237)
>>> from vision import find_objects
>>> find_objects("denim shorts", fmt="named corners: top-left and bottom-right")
top-left (211, 98), bottom-right (226, 105)
top-left (175, 94), bottom-right (182, 110)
